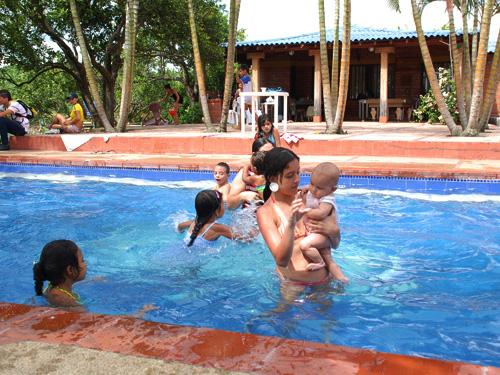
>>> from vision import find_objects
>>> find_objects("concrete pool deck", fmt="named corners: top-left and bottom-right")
top-left (1, 122), bottom-right (499, 374)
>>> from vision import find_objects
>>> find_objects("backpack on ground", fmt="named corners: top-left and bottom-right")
top-left (16, 100), bottom-right (37, 119)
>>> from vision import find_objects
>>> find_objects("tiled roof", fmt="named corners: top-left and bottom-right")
top-left (237, 25), bottom-right (497, 53)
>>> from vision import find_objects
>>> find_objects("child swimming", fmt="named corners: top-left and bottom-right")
top-left (213, 162), bottom-right (231, 202)
top-left (301, 162), bottom-right (348, 283)
top-left (178, 190), bottom-right (242, 246)
top-left (242, 151), bottom-right (266, 201)
top-left (33, 239), bottom-right (87, 308)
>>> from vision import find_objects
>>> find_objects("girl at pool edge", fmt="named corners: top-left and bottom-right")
top-left (33, 240), bottom-right (86, 309)
top-left (178, 190), bottom-right (248, 245)
top-left (256, 148), bottom-right (343, 284)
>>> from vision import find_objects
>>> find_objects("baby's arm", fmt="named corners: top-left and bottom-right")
top-left (177, 220), bottom-right (192, 232)
top-left (242, 165), bottom-right (261, 186)
top-left (306, 202), bottom-right (333, 220)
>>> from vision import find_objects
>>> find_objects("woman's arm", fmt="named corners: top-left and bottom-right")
top-left (305, 202), bottom-right (333, 220)
top-left (306, 215), bottom-right (340, 247)
top-left (227, 169), bottom-right (258, 209)
top-left (273, 128), bottom-right (281, 147)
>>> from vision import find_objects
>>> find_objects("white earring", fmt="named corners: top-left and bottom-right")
top-left (269, 182), bottom-right (279, 192)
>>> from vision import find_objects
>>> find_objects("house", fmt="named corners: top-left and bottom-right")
top-left (235, 26), bottom-right (499, 124)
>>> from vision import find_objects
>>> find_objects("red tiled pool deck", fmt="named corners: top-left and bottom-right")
top-left (1, 122), bottom-right (499, 374)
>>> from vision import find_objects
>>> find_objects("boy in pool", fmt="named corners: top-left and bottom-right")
top-left (301, 162), bottom-right (348, 283)
top-left (213, 162), bottom-right (231, 202)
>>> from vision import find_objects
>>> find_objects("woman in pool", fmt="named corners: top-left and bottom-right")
top-left (33, 239), bottom-right (87, 308)
top-left (256, 148), bottom-right (340, 284)
top-left (178, 190), bottom-right (245, 246)
top-left (226, 138), bottom-right (275, 209)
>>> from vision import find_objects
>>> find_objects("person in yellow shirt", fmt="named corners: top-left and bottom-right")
top-left (50, 93), bottom-right (84, 133)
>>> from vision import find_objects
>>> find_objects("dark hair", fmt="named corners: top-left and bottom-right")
top-left (164, 84), bottom-right (172, 90)
top-left (188, 190), bottom-right (223, 247)
top-left (216, 162), bottom-right (230, 175)
top-left (256, 114), bottom-right (274, 137)
top-left (239, 64), bottom-right (249, 72)
top-left (250, 151), bottom-right (266, 175)
top-left (262, 147), bottom-right (300, 201)
top-left (251, 137), bottom-right (273, 153)
top-left (33, 240), bottom-right (81, 296)
top-left (0, 90), bottom-right (12, 101)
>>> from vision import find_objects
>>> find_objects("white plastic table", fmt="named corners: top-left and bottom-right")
top-left (239, 91), bottom-right (289, 134)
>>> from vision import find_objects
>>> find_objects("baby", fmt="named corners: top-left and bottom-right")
top-left (242, 151), bottom-right (266, 200)
top-left (213, 162), bottom-right (231, 202)
top-left (301, 162), bottom-right (348, 283)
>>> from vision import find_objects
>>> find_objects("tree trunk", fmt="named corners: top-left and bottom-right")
top-left (331, 0), bottom-right (350, 134)
top-left (219, 0), bottom-right (240, 132)
top-left (330, 0), bottom-right (340, 119)
top-left (410, 0), bottom-right (461, 135)
top-left (460, 0), bottom-right (472, 115)
top-left (117, 0), bottom-right (139, 132)
top-left (479, 30), bottom-right (500, 131)
top-left (187, 0), bottom-right (213, 130)
top-left (471, 5), bottom-right (479, 85)
top-left (319, 0), bottom-right (334, 131)
top-left (446, 0), bottom-right (468, 128)
top-left (464, 0), bottom-right (494, 135)
top-left (68, 0), bottom-right (115, 132)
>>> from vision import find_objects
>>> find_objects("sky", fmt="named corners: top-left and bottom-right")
top-left (221, 0), bottom-right (499, 43)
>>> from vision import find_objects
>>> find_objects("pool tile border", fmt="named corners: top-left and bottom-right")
top-left (0, 303), bottom-right (495, 375)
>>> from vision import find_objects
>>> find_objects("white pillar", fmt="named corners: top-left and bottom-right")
top-left (375, 47), bottom-right (394, 123)
top-left (247, 52), bottom-right (265, 92)
top-left (309, 50), bottom-right (322, 122)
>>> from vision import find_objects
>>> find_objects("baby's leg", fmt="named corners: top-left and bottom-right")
top-left (300, 233), bottom-right (331, 271)
top-left (320, 248), bottom-right (349, 283)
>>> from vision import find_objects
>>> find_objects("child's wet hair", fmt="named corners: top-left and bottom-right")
top-left (262, 147), bottom-right (300, 201)
top-left (188, 190), bottom-right (223, 247)
top-left (252, 137), bottom-right (273, 153)
top-left (33, 240), bottom-right (81, 296)
top-left (216, 162), bottom-right (230, 175)
top-left (251, 151), bottom-right (266, 175)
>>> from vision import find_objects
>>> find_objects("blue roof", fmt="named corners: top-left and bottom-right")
top-left (237, 25), bottom-right (497, 53)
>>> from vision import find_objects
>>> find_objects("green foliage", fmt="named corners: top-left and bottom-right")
top-left (180, 101), bottom-right (203, 124)
top-left (413, 67), bottom-right (458, 124)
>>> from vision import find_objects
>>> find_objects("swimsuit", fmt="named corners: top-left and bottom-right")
top-left (44, 283), bottom-right (82, 304)
top-left (270, 194), bottom-right (306, 239)
top-left (186, 222), bottom-right (218, 246)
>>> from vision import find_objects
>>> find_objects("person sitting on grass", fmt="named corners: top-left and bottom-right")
top-left (49, 93), bottom-right (84, 133)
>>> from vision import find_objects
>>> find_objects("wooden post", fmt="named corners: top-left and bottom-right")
top-left (309, 49), bottom-right (322, 122)
top-left (247, 52), bottom-right (265, 92)
top-left (375, 47), bottom-right (394, 124)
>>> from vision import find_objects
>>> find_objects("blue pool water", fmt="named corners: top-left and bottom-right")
top-left (0, 164), bottom-right (499, 366)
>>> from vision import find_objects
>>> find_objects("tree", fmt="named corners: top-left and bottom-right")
top-left (187, 0), bottom-right (213, 130)
top-left (117, 0), bottom-right (140, 132)
top-left (330, 0), bottom-right (340, 119)
top-left (219, 0), bottom-right (241, 132)
top-left (319, 0), bottom-right (335, 129)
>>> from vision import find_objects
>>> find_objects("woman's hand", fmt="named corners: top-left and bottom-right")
top-left (290, 192), bottom-right (310, 225)
top-left (307, 217), bottom-right (340, 248)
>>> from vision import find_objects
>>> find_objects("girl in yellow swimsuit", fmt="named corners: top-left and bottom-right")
top-left (33, 239), bottom-right (87, 308)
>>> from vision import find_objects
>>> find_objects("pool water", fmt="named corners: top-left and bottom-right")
top-left (0, 169), bottom-right (499, 366)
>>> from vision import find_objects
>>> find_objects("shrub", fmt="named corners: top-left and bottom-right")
top-left (179, 101), bottom-right (203, 124)
top-left (413, 67), bottom-right (458, 124)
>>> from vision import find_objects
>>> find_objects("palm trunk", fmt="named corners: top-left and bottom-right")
top-left (471, 5), bottom-right (479, 85)
top-left (319, 0), bottom-right (334, 131)
top-left (478, 30), bottom-right (500, 131)
top-left (219, 0), bottom-right (240, 132)
top-left (464, 0), bottom-right (494, 135)
top-left (330, 0), bottom-right (340, 119)
top-left (446, 0), bottom-right (468, 128)
top-left (331, 0), bottom-right (350, 134)
top-left (69, 0), bottom-right (114, 132)
top-left (187, 0), bottom-right (213, 130)
top-left (117, 0), bottom-right (139, 132)
top-left (460, 0), bottom-right (472, 115)
top-left (410, 0), bottom-right (461, 135)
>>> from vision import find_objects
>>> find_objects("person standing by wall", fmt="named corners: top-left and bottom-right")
top-left (0, 89), bottom-right (29, 151)
top-left (162, 84), bottom-right (182, 125)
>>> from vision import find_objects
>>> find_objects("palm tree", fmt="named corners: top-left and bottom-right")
top-left (465, 0), bottom-right (495, 135)
top-left (330, 0), bottom-right (340, 119)
top-left (410, 0), bottom-right (462, 135)
top-left (460, 0), bottom-right (472, 113)
top-left (479, 30), bottom-right (500, 130)
top-left (319, 0), bottom-right (334, 130)
top-left (219, 0), bottom-right (241, 132)
top-left (187, 0), bottom-right (213, 130)
top-left (331, 0), bottom-right (350, 134)
top-left (68, 0), bottom-right (114, 132)
top-left (117, 0), bottom-right (139, 132)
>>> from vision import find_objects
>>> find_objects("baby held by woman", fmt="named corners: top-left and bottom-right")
top-left (301, 162), bottom-right (348, 283)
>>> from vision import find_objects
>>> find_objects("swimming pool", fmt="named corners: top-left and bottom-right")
top-left (0, 163), bottom-right (499, 367)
